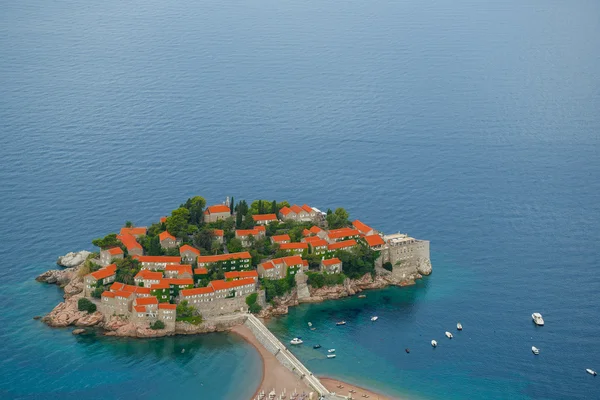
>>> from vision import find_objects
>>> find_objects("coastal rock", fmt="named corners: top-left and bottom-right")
top-left (72, 329), bottom-right (86, 335)
top-left (416, 258), bottom-right (432, 276)
top-left (33, 316), bottom-right (42, 320)
top-left (57, 251), bottom-right (91, 268)
top-left (42, 294), bottom-right (102, 328)
top-left (63, 279), bottom-right (84, 298)
top-left (75, 311), bottom-right (104, 327)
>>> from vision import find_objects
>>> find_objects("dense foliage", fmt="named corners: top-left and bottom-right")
top-left (382, 261), bottom-right (393, 272)
top-left (78, 298), bottom-right (97, 313)
top-left (91, 233), bottom-right (121, 249)
top-left (261, 275), bottom-right (296, 302)
top-left (245, 293), bottom-right (262, 314)
top-left (150, 320), bottom-right (165, 330)
top-left (306, 272), bottom-right (345, 288)
top-left (176, 300), bottom-right (203, 324)
top-left (114, 257), bottom-right (141, 285)
top-left (91, 286), bottom-right (104, 298)
top-left (325, 208), bottom-right (350, 229)
top-left (334, 246), bottom-right (377, 279)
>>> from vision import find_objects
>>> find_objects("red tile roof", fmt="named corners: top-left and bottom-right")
top-left (159, 303), bottom-right (177, 310)
top-left (290, 204), bottom-right (303, 214)
top-left (90, 264), bottom-right (117, 280)
top-left (166, 278), bottom-right (194, 286)
top-left (301, 204), bottom-right (313, 213)
top-left (302, 229), bottom-right (312, 237)
top-left (117, 233), bottom-right (142, 250)
top-left (236, 227), bottom-right (263, 236)
top-left (252, 213), bottom-right (277, 222)
top-left (197, 251), bottom-right (251, 263)
top-left (327, 228), bottom-right (360, 240)
top-left (309, 226), bottom-right (323, 234)
top-left (119, 227), bottom-right (147, 236)
top-left (114, 290), bottom-right (134, 299)
top-left (364, 234), bottom-right (385, 247)
top-left (210, 278), bottom-right (256, 291)
top-left (134, 296), bottom-right (158, 306)
top-left (205, 204), bottom-right (230, 214)
top-left (322, 257), bottom-right (342, 266)
top-left (181, 286), bottom-right (215, 296)
top-left (260, 260), bottom-right (275, 270)
top-left (304, 236), bottom-right (323, 244)
top-left (134, 270), bottom-right (163, 280)
top-left (165, 264), bottom-right (193, 275)
top-left (134, 305), bottom-right (146, 312)
top-left (194, 268), bottom-right (208, 275)
top-left (279, 206), bottom-right (292, 216)
top-left (328, 239), bottom-right (358, 251)
top-left (180, 245), bottom-right (200, 256)
top-left (272, 234), bottom-right (291, 243)
top-left (282, 255), bottom-right (304, 266)
top-left (149, 281), bottom-right (171, 290)
top-left (224, 270), bottom-right (258, 280)
top-left (135, 255), bottom-right (181, 264)
top-left (159, 231), bottom-right (176, 242)
top-left (107, 247), bottom-right (124, 255)
top-left (279, 242), bottom-right (308, 250)
top-left (352, 220), bottom-right (373, 235)
top-left (102, 291), bottom-right (115, 298)
top-left (160, 216), bottom-right (167, 223)
top-left (135, 287), bottom-right (151, 295)
top-left (213, 229), bottom-right (224, 236)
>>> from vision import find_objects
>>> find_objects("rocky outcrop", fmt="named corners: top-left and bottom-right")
top-left (36, 265), bottom-right (84, 298)
top-left (57, 251), bottom-right (91, 268)
top-left (72, 328), bottom-right (86, 335)
top-left (41, 294), bottom-right (104, 328)
top-left (417, 258), bottom-right (432, 276)
top-left (259, 290), bottom-right (299, 318)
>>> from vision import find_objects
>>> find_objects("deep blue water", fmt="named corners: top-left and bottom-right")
top-left (1, 0), bottom-right (600, 399)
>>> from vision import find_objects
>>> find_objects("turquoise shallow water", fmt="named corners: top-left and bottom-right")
top-left (1, 0), bottom-right (600, 398)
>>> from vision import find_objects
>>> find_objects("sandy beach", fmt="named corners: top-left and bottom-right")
top-left (320, 377), bottom-right (394, 400)
top-left (231, 324), bottom-right (313, 399)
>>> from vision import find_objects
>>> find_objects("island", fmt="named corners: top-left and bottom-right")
top-left (36, 196), bottom-right (432, 399)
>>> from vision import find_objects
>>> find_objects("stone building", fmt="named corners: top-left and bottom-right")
top-left (257, 255), bottom-right (306, 280)
top-left (271, 234), bottom-right (290, 245)
top-left (83, 264), bottom-right (117, 296)
top-left (278, 242), bottom-right (308, 255)
top-left (119, 227), bottom-right (147, 238)
top-left (379, 233), bottom-right (432, 280)
top-left (235, 226), bottom-right (266, 247)
top-left (213, 229), bottom-right (224, 244)
top-left (326, 228), bottom-right (360, 243)
top-left (203, 204), bottom-right (230, 223)
top-left (159, 231), bottom-right (178, 249)
top-left (251, 213), bottom-right (278, 225)
top-left (224, 270), bottom-right (258, 282)
top-left (135, 255), bottom-right (181, 271)
top-left (363, 234), bottom-right (386, 250)
top-left (117, 233), bottom-right (144, 257)
top-left (320, 258), bottom-right (342, 274)
top-left (352, 220), bottom-right (375, 236)
top-left (164, 264), bottom-right (193, 279)
top-left (179, 245), bottom-right (200, 263)
top-left (196, 251), bottom-right (252, 272)
top-left (325, 239), bottom-right (357, 257)
top-left (303, 236), bottom-right (328, 256)
top-left (133, 270), bottom-right (162, 287)
top-left (99, 247), bottom-right (124, 266)
top-left (279, 204), bottom-right (317, 222)
top-left (179, 278), bottom-right (258, 318)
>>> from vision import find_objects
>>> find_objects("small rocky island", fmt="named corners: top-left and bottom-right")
top-left (37, 196), bottom-right (431, 338)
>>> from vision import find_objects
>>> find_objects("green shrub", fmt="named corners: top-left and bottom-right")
top-left (91, 287), bottom-right (104, 298)
top-left (245, 293), bottom-right (258, 306)
top-left (150, 320), bottom-right (165, 330)
top-left (382, 262), bottom-right (393, 272)
top-left (249, 303), bottom-right (262, 314)
top-left (78, 298), bottom-right (97, 313)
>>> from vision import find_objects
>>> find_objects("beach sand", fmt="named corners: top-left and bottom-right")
top-left (231, 324), bottom-right (312, 399)
top-left (320, 377), bottom-right (395, 400)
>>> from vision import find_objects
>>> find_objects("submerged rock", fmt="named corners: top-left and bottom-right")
top-left (57, 251), bottom-right (91, 268)
top-left (72, 328), bottom-right (86, 335)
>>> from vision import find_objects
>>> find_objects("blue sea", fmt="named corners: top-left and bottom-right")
top-left (1, 0), bottom-right (599, 399)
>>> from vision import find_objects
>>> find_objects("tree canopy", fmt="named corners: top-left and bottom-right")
top-left (92, 233), bottom-right (120, 249)
top-left (326, 207), bottom-right (350, 229)
top-left (166, 207), bottom-right (191, 238)
top-left (182, 196), bottom-right (206, 225)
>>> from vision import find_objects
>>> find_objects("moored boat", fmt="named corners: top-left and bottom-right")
top-left (586, 369), bottom-right (597, 376)
top-left (336, 321), bottom-right (346, 326)
top-left (532, 346), bottom-right (540, 355)
top-left (532, 313), bottom-right (544, 326)
top-left (327, 354), bottom-right (336, 359)
top-left (290, 338), bottom-right (303, 345)
top-left (371, 316), bottom-right (378, 321)
top-left (431, 340), bottom-right (437, 347)
top-left (405, 348), bottom-right (410, 353)
top-left (358, 295), bottom-right (366, 298)
top-left (457, 322), bottom-right (463, 330)
top-left (313, 344), bottom-right (321, 349)
top-left (445, 331), bottom-right (453, 339)
top-left (328, 349), bottom-right (335, 353)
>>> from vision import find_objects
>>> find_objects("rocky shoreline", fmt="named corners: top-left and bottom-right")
top-left (36, 250), bottom-right (430, 337)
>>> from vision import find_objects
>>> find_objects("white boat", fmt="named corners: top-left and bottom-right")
top-left (457, 322), bottom-right (463, 330)
top-left (328, 349), bottom-right (336, 353)
top-left (308, 322), bottom-right (312, 327)
top-left (586, 369), bottom-right (597, 376)
top-left (532, 346), bottom-right (540, 355)
top-left (431, 340), bottom-right (437, 347)
top-left (445, 331), bottom-right (453, 339)
top-left (327, 354), bottom-right (336, 359)
top-left (371, 316), bottom-right (378, 321)
top-left (290, 338), bottom-right (303, 345)
top-left (336, 321), bottom-right (346, 326)
top-left (532, 313), bottom-right (544, 326)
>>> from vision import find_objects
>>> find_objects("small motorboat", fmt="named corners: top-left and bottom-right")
top-left (532, 346), bottom-right (540, 355)
top-left (328, 349), bottom-right (336, 353)
top-left (308, 322), bottom-right (312, 327)
top-left (586, 369), bottom-right (597, 376)
top-left (336, 321), bottom-right (346, 326)
top-left (358, 295), bottom-right (366, 298)
top-left (327, 354), bottom-right (336, 359)
top-left (405, 348), bottom-right (410, 353)
top-left (431, 340), bottom-right (437, 347)
top-left (371, 316), bottom-right (378, 321)
top-left (457, 322), bottom-right (463, 331)
top-left (290, 338), bottom-right (303, 345)
top-left (532, 313), bottom-right (544, 326)
top-left (313, 344), bottom-right (321, 349)
top-left (445, 331), bottom-right (453, 339)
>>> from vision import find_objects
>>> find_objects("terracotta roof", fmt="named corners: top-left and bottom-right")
top-left (309, 226), bottom-right (323, 234)
top-left (252, 214), bottom-right (277, 222)
top-left (322, 257), bottom-right (342, 266)
top-left (194, 268), bottom-right (208, 275)
top-left (271, 234), bottom-right (290, 243)
top-left (236, 228), bottom-right (263, 236)
top-left (166, 278), bottom-right (194, 286)
top-left (159, 303), bottom-right (177, 310)
top-left (110, 282), bottom-right (125, 291)
top-left (181, 286), bottom-right (215, 296)
top-left (117, 233), bottom-right (142, 250)
top-left (180, 245), bottom-right (200, 256)
top-left (205, 204), bottom-right (230, 214)
top-left (165, 264), bottom-right (193, 275)
top-left (135, 287), bottom-right (151, 295)
top-left (90, 264), bottom-right (117, 280)
top-left (282, 255), bottom-right (304, 266)
top-left (149, 281), bottom-right (171, 290)
top-left (134, 270), bottom-right (163, 280)
top-left (134, 296), bottom-right (158, 306)
top-left (304, 236), bottom-right (323, 244)
top-left (260, 261), bottom-right (275, 270)
top-left (114, 290), bottom-right (134, 299)
top-left (309, 239), bottom-right (328, 248)
top-left (107, 247), bottom-right (124, 255)
top-left (279, 242), bottom-right (308, 250)
top-left (134, 305), bottom-right (146, 312)
top-left (302, 260), bottom-right (309, 268)
top-left (197, 251), bottom-right (251, 263)
top-left (327, 228), bottom-right (360, 240)
top-left (279, 206), bottom-right (292, 215)
top-left (290, 204), bottom-right (303, 214)
top-left (213, 229), bottom-right (224, 236)
top-left (352, 220), bottom-right (373, 235)
top-left (301, 204), bottom-right (313, 213)
top-left (101, 291), bottom-right (115, 298)
top-left (119, 227), bottom-right (147, 236)
top-left (224, 270), bottom-right (258, 280)
top-left (159, 231), bottom-right (176, 242)
top-left (364, 234), bottom-right (385, 247)
top-left (302, 229), bottom-right (311, 237)
top-left (210, 278), bottom-right (256, 291)
top-left (135, 255), bottom-right (181, 264)
top-left (328, 239), bottom-right (357, 251)
top-left (160, 216), bottom-right (167, 223)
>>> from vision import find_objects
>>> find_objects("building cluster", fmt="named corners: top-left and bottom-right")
top-left (86, 201), bottom-right (428, 331)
